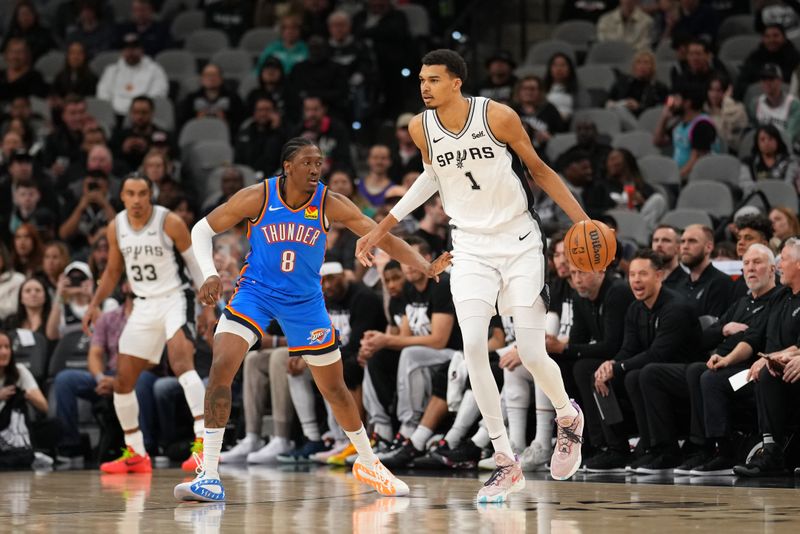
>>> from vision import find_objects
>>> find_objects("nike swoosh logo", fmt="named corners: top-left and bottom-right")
top-left (432, 137), bottom-right (444, 143)
top-left (519, 231), bottom-right (531, 241)
top-left (268, 205), bottom-right (283, 212)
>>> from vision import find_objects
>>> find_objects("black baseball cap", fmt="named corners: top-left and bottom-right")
top-left (122, 33), bottom-right (142, 48)
top-left (760, 63), bottom-right (783, 80)
top-left (9, 149), bottom-right (32, 163)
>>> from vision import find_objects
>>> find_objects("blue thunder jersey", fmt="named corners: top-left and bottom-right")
top-left (243, 177), bottom-right (329, 297)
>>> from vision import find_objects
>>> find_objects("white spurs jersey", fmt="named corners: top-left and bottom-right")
top-left (115, 206), bottom-right (188, 298)
top-left (423, 96), bottom-right (533, 231)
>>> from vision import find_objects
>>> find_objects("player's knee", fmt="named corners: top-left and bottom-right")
top-left (113, 376), bottom-right (135, 394)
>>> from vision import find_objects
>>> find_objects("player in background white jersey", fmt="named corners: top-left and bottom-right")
top-left (82, 174), bottom-right (211, 474)
top-left (356, 49), bottom-right (589, 503)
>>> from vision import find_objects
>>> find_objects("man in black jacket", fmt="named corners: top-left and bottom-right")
top-left (234, 95), bottom-right (286, 177)
top-left (677, 224), bottom-right (734, 318)
top-left (636, 244), bottom-right (779, 475)
top-left (574, 248), bottom-right (702, 471)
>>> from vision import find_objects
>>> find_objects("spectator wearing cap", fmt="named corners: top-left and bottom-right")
top-left (0, 37), bottom-right (47, 104)
top-left (179, 63), bottom-right (245, 133)
top-left (288, 36), bottom-right (350, 121)
top-left (597, 0), bottom-right (654, 52)
top-left (96, 32), bottom-right (168, 116)
top-left (654, 84), bottom-right (720, 180)
top-left (234, 95), bottom-right (286, 176)
top-left (476, 51), bottom-right (518, 105)
top-left (64, 1), bottom-right (116, 59)
top-left (736, 24), bottom-right (800, 101)
top-left (292, 95), bottom-right (353, 174)
top-left (0, 242), bottom-right (25, 322)
top-left (46, 260), bottom-right (117, 342)
top-left (58, 168), bottom-right (116, 254)
top-left (750, 63), bottom-right (800, 150)
top-left (110, 95), bottom-right (173, 171)
top-left (256, 14), bottom-right (309, 75)
top-left (357, 144), bottom-right (394, 209)
top-left (115, 0), bottom-right (171, 57)
top-left (205, 0), bottom-right (253, 45)
top-left (389, 113), bottom-right (422, 183)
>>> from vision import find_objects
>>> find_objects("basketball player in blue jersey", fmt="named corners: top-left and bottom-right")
top-left (357, 49), bottom-right (590, 503)
top-left (175, 138), bottom-right (450, 502)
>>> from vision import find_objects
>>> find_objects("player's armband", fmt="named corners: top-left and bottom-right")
top-left (388, 166), bottom-right (439, 222)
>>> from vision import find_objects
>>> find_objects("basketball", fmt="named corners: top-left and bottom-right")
top-left (564, 220), bottom-right (617, 272)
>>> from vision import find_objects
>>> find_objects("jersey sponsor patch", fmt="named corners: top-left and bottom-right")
top-left (304, 206), bottom-right (319, 220)
top-left (307, 327), bottom-right (331, 344)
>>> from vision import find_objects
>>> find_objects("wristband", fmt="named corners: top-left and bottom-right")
top-left (94, 373), bottom-right (106, 383)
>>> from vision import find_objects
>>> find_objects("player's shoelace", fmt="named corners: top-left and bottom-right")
top-left (483, 464), bottom-right (512, 487)
top-left (556, 421), bottom-right (584, 454)
top-left (193, 452), bottom-right (205, 477)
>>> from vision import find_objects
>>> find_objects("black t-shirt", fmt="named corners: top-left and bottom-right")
top-left (703, 285), bottom-right (780, 357)
top-left (663, 266), bottom-right (689, 293)
top-left (677, 263), bottom-right (734, 318)
top-left (388, 294), bottom-right (407, 330)
top-left (327, 282), bottom-right (386, 361)
top-left (401, 273), bottom-right (462, 350)
top-left (753, 286), bottom-right (800, 353)
top-left (549, 276), bottom-right (575, 339)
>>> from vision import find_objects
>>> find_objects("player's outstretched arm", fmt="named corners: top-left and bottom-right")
top-left (83, 220), bottom-right (124, 333)
top-left (191, 184), bottom-right (265, 305)
top-left (164, 212), bottom-right (205, 289)
top-left (487, 101), bottom-right (589, 224)
top-left (327, 191), bottom-right (450, 279)
top-left (355, 114), bottom-right (439, 264)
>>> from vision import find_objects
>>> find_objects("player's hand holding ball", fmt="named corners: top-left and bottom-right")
top-left (199, 275), bottom-right (222, 306)
top-left (565, 220), bottom-right (616, 272)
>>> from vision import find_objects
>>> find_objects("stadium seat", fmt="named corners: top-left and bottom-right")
top-left (576, 64), bottom-right (616, 92)
top-left (48, 331), bottom-right (92, 378)
top-left (753, 180), bottom-right (800, 212)
top-left (34, 51), bottom-right (65, 84)
top-left (719, 35), bottom-right (760, 65)
top-left (552, 19), bottom-right (596, 55)
top-left (170, 9), bottom-right (205, 43)
top-left (655, 61), bottom-right (674, 86)
top-left (523, 39), bottom-right (575, 66)
top-left (660, 208), bottom-right (713, 229)
top-left (155, 49), bottom-right (198, 82)
top-left (159, 0), bottom-right (200, 20)
top-left (636, 106), bottom-right (663, 133)
top-left (572, 108), bottom-right (621, 135)
top-left (687, 154), bottom-right (743, 187)
top-left (179, 117), bottom-right (230, 149)
top-left (239, 27), bottom-right (280, 59)
top-left (238, 73), bottom-right (259, 100)
top-left (677, 181), bottom-right (734, 218)
top-left (178, 75), bottom-right (201, 100)
top-left (612, 131), bottom-right (658, 158)
top-left (210, 49), bottom-right (254, 80)
top-left (111, 0), bottom-right (132, 23)
top-left (718, 14), bottom-right (757, 43)
top-left (638, 154), bottom-right (680, 185)
top-left (184, 141), bottom-right (234, 195)
top-left (586, 40), bottom-right (635, 71)
top-left (398, 4), bottom-right (431, 38)
top-left (202, 164), bottom-right (258, 210)
top-left (655, 40), bottom-right (677, 61)
top-left (186, 29), bottom-right (230, 61)
top-left (513, 65), bottom-right (547, 79)
top-left (89, 51), bottom-right (120, 76)
top-left (606, 209), bottom-right (650, 245)
top-left (86, 97), bottom-right (117, 135)
top-left (545, 132), bottom-right (576, 163)
top-left (737, 129), bottom-right (756, 159)
top-left (152, 96), bottom-right (175, 132)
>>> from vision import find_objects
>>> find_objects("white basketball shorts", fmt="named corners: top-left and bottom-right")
top-left (118, 289), bottom-right (195, 363)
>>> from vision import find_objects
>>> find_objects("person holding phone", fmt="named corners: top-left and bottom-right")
top-left (58, 169), bottom-right (117, 254)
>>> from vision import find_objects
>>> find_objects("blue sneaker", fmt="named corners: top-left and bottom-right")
top-left (276, 440), bottom-right (330, 463)
top-left (174, 473), bottom-right (226, 502)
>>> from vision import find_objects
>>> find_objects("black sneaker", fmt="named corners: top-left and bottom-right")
top-left (412, 440), bottom-right (452, 469)
top-left (376, 433), bottom-right (406, 460)
top-left (585, 449), bottom-right (629, 473)
top-left (635, 453), bottom-right (682, 474)
top-left (434, 439), bottom-right (482, 469)
top-left (674, 449), bottom-right (712, 475)
top-left (380, 439), bottom-right (424, 468)
top-left (627, 450), bottom-right (657, 472)
top-left (690, 454), bottom-right (735, 476)
top-left (733, 444), bottom-right (786, 477)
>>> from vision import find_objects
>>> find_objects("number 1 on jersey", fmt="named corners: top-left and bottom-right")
top-left (280, 250), bottom-right (296, 272)
top-left (464, 171), bottom-right (481, 190)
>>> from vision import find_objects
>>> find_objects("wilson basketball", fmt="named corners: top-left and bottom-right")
top-left (564, 220), bottom-right (616, 272)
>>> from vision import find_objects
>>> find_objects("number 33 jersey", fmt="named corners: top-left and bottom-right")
top-left (115, 205), bottom-right (189, 298)
top-left (423, 96), bottom-right (534, 232)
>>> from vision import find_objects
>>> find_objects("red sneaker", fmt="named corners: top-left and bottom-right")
top-left (181, 438), bottom-right (204, 472)
top-left (100, 447), bottom-right (152, 474)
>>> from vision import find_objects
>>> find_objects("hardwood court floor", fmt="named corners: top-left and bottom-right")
top-left (2, 466), bottom-right (800, 533)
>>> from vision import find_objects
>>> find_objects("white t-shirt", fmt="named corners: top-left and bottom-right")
top-left (0, 364), bottom-right (38, 412)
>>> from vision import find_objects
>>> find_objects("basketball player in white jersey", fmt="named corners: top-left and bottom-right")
top-left (356, 49), bottom-right (589, 502)
top-left (83, 174), bottom-right (209, 474)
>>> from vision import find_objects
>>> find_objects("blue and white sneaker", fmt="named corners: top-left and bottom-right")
top-left (174, 473), bottom-right (226, 502)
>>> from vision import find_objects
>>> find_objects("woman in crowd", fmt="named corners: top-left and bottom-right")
top-left (746, 124), bottom-right (800, 187)
top-left (11, 223), bottom-right (44, 278)
top-left (1, 1), bottom-right (54, 62)
top-left (704, 73), bottom-right (748, 153)
top-left (0, 243), bottom-right (26, 322)
top-left (40, 242), bottom-right (69, 298)
top-left (607, 51), bottom-right (669, 118)
top-left (51, 41), bottom-right (98, 98)
top-left (769, 206), bottom-right (800, 251)
top-left (544, 52), bottom-right (578, 121)
top-left (3, 277), bottom-right (51, 337)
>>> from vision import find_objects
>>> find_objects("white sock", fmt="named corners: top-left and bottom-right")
top-left (346, 425), bottom-right (377, 464)
top-left (288, 371), bottom-right (321, 441)
top-left (374, 423), bottom-right (393, 442)
top-left (409, 425), bottom-right (433, 451)
top-left (534, 384), bottom-right (555, 450)
top-left (203, 427), bottom-right (225, 477)
top-left (459, 311), bottom-right (515, 458)
top-left (245, 432), bottom-right (260, 443)
top-left (507, 407), bottom-right (528, 452)
top-left (399, 423), bottom-right (416, 439)
top-left (764, 434), bottom-right (775, 445)
top-left (471, 425), bottom-right (491, 449)
top-left (444, 390), bottom-right (480, 448)
top-left (114, 392), bottom-right (145, 456)
top-left (178, 370), bottom-right (206, 438)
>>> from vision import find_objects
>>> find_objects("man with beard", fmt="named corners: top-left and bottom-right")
top-left (651, 224), bottom-right (687, 291)
top-left (677, 224), bottom-right (734, 318)
top-left (653, 84), bottom-right (720, 181)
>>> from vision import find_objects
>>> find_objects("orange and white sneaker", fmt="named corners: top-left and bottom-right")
top-left (100, 447), bottom-right (152, 474)
top-left (181, 438), bottom-right (203, 472)
top-left (352, 457), bottom-right (409, 497)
